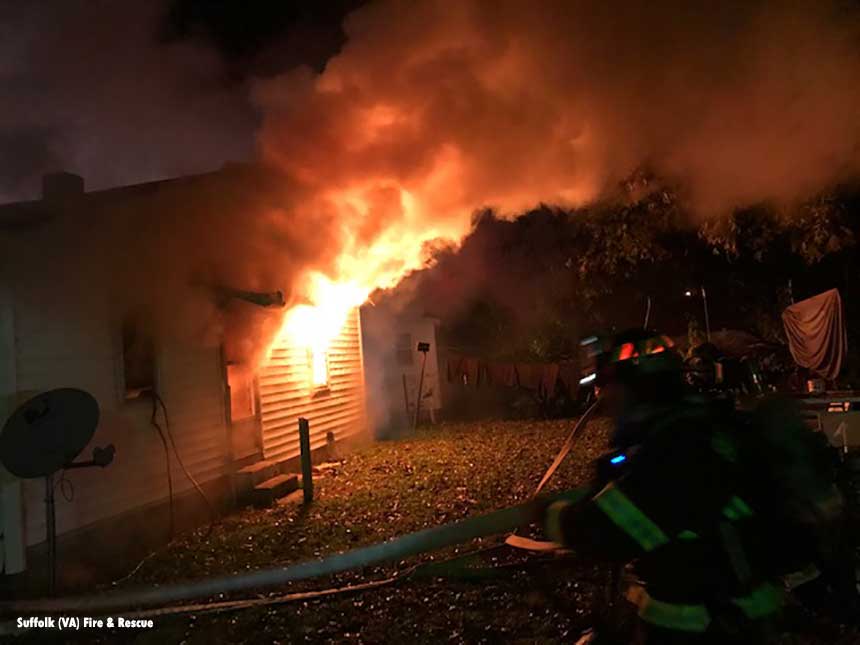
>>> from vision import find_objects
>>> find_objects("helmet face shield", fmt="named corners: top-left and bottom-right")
top-left (607, 335), bottom-right (675, 363)
top-left (596, 331), bottom-right (681, 388)
top-left (578, 334), bottom-right (608, 386)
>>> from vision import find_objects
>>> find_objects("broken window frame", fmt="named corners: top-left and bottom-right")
top-left (226, 362), bottom-right (257, 422)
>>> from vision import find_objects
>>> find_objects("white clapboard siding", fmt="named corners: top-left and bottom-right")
top-left (258, 307), bottom-right (367, 462)
top-left (12, 279), bottom-right (230, 546)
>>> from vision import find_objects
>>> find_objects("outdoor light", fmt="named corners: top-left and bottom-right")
top-left (579, 373), bottom-right (597, 385)
top-left (683, 286), bottom-right (711, 341)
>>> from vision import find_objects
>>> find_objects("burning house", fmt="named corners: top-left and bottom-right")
top-left (0, 165), bottom-right (368, 586)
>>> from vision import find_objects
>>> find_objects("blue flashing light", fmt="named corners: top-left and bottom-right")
top-left (610, 454), bottom-right (627, 465)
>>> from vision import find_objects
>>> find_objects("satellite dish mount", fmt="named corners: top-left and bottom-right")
top-left (0, 389), bottom-right (114, 595)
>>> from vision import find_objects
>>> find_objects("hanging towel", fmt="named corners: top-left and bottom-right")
top-left (487, 362), bottom-right (517, 387)
top-left (557, 360), bottom-right (581, 397)
top-left (461, 357), bottom-right (481, 386)
top-left (539, 363), bottom-right (560, 397)
top-left (515, 363), bottom-right (543, 390)
top-left (446, 355), bottom-right (464, 383)
top-left (782, 289), bottom-right (847, 381)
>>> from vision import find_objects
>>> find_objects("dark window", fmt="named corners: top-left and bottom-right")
top-left (227, 364), bottom-right (256, 421)
top-left (122, 318), bottom-right (155, 400)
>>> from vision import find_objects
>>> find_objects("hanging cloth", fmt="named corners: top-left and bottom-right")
top-left (781, 289), bottom-right (847, 381)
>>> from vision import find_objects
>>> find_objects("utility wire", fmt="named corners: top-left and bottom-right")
top-left (135, 389), bottom-right (222, 578)
top-left (110, 548), bottom-right (163, 587)
top-left (54, 470), bottom-right (74, 503)
top-left (149, 393), bottom-right (175, 539)
top-left (152, 392), bottom-right (217, 521)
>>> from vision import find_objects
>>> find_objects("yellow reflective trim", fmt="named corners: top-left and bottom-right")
top-left (626, 585), bottom-right (711, 632)
top-left (594, 483), bottom-right (669, 552)
top-left (711, 432), bottom-right (737, 462)
top-left (723, 496), bottom-right (754, 521)
top-left (544, 500), bottom-right (571, 544)
top-left (732, 583), bottom-right (783, 619)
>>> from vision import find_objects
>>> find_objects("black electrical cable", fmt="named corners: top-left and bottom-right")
top-left (149, 393), bottom-right (175, 539)
top-left (54, 470), bottom-right (74, 503)
top-left (152, 392), bottom-right (217, 521)
top-left (110, 548), bottom-right (163, 587)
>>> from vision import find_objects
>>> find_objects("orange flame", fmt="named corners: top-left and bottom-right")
top-left (273, 273), bottom-right (367, 355)
top-left (267, 181), bottom-right (466, 362)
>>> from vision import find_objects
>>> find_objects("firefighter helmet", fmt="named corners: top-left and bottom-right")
top-left (596, 329), bottom-right (681, 387)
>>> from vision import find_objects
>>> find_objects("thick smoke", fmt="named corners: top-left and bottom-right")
top-left (254, 0), bottom-right (860, 427)
top-left (257, 0), bottom-right (860, 249)
top-left (4, 0), bottom-right (860, 369)
top-left (2, 167), bottom-right (347, 369)
top-left (0, 1), bottom-right (254, 203)
top-left (0, 1), bottom-right (332, 366)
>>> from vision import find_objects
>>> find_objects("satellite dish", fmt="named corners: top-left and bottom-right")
top-left (0, 388), bottom-right (99, 479)
top-left (0, 388), bottom-right (104, 595)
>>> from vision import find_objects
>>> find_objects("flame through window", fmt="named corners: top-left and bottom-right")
top-left (309, 348), bottom-right (329, 388)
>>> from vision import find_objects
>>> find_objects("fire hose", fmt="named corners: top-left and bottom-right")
top-left (0, 487), bottom-right (590, 619)
top-left (506, 397), bottom-right (602, 551)
top-left (0, 404), bottom-right (599, 623)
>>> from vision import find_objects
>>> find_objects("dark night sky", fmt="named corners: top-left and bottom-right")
top-left (161, 0), bottom-right (366, 76)
top-left (4, 0), bottom-right (860, 213)
top-left (0, 0), bottom-right (364, 203)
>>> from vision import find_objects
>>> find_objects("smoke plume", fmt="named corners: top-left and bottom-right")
top-left (5, 0), bottom-right (860, 367)
top-left (0, 1), bottom-right (254, 203)
top-left (256, 0), bottom-right (860, 291)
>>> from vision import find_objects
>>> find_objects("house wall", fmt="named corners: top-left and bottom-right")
top-left (9, 276), bottom-right (230, 548)
top-left (360, 312), bottom-right (441, 436)
top-left (397, 318), bottom-right (442, 417)
top-left (258, 307), bottom-right (368, 461)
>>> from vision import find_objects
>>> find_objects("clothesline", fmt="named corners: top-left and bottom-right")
top-left (445, 354), bottom-right (581, 398)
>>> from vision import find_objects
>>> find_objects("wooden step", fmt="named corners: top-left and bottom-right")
top-left (252, 474), bottom-right (300, 507)
top-left (271, 455), bottom-right (301, 476)
top-left (235, 459), bottom-right (279, 489)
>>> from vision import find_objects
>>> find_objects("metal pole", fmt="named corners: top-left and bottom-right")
top-left (45, 474), bottom-right (56, 596)
top-left (701, 286), bottom-right (711, 342)
top-left (413, 351), bottom-right (428, 431)
top-left (298, 418), bottom-right (313, 504)
top-left (402, 374), bottom-right (411, 422)
top-left (643, 295), bottom-right (652, 330)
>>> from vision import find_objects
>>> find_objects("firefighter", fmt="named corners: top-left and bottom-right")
top-left (746, 395), bottom-right (858, 624)
top-left (543, 329), bottom-right (783, 643)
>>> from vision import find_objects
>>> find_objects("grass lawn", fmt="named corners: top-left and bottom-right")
top-left (38, 419), bottom-right (860, 644)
